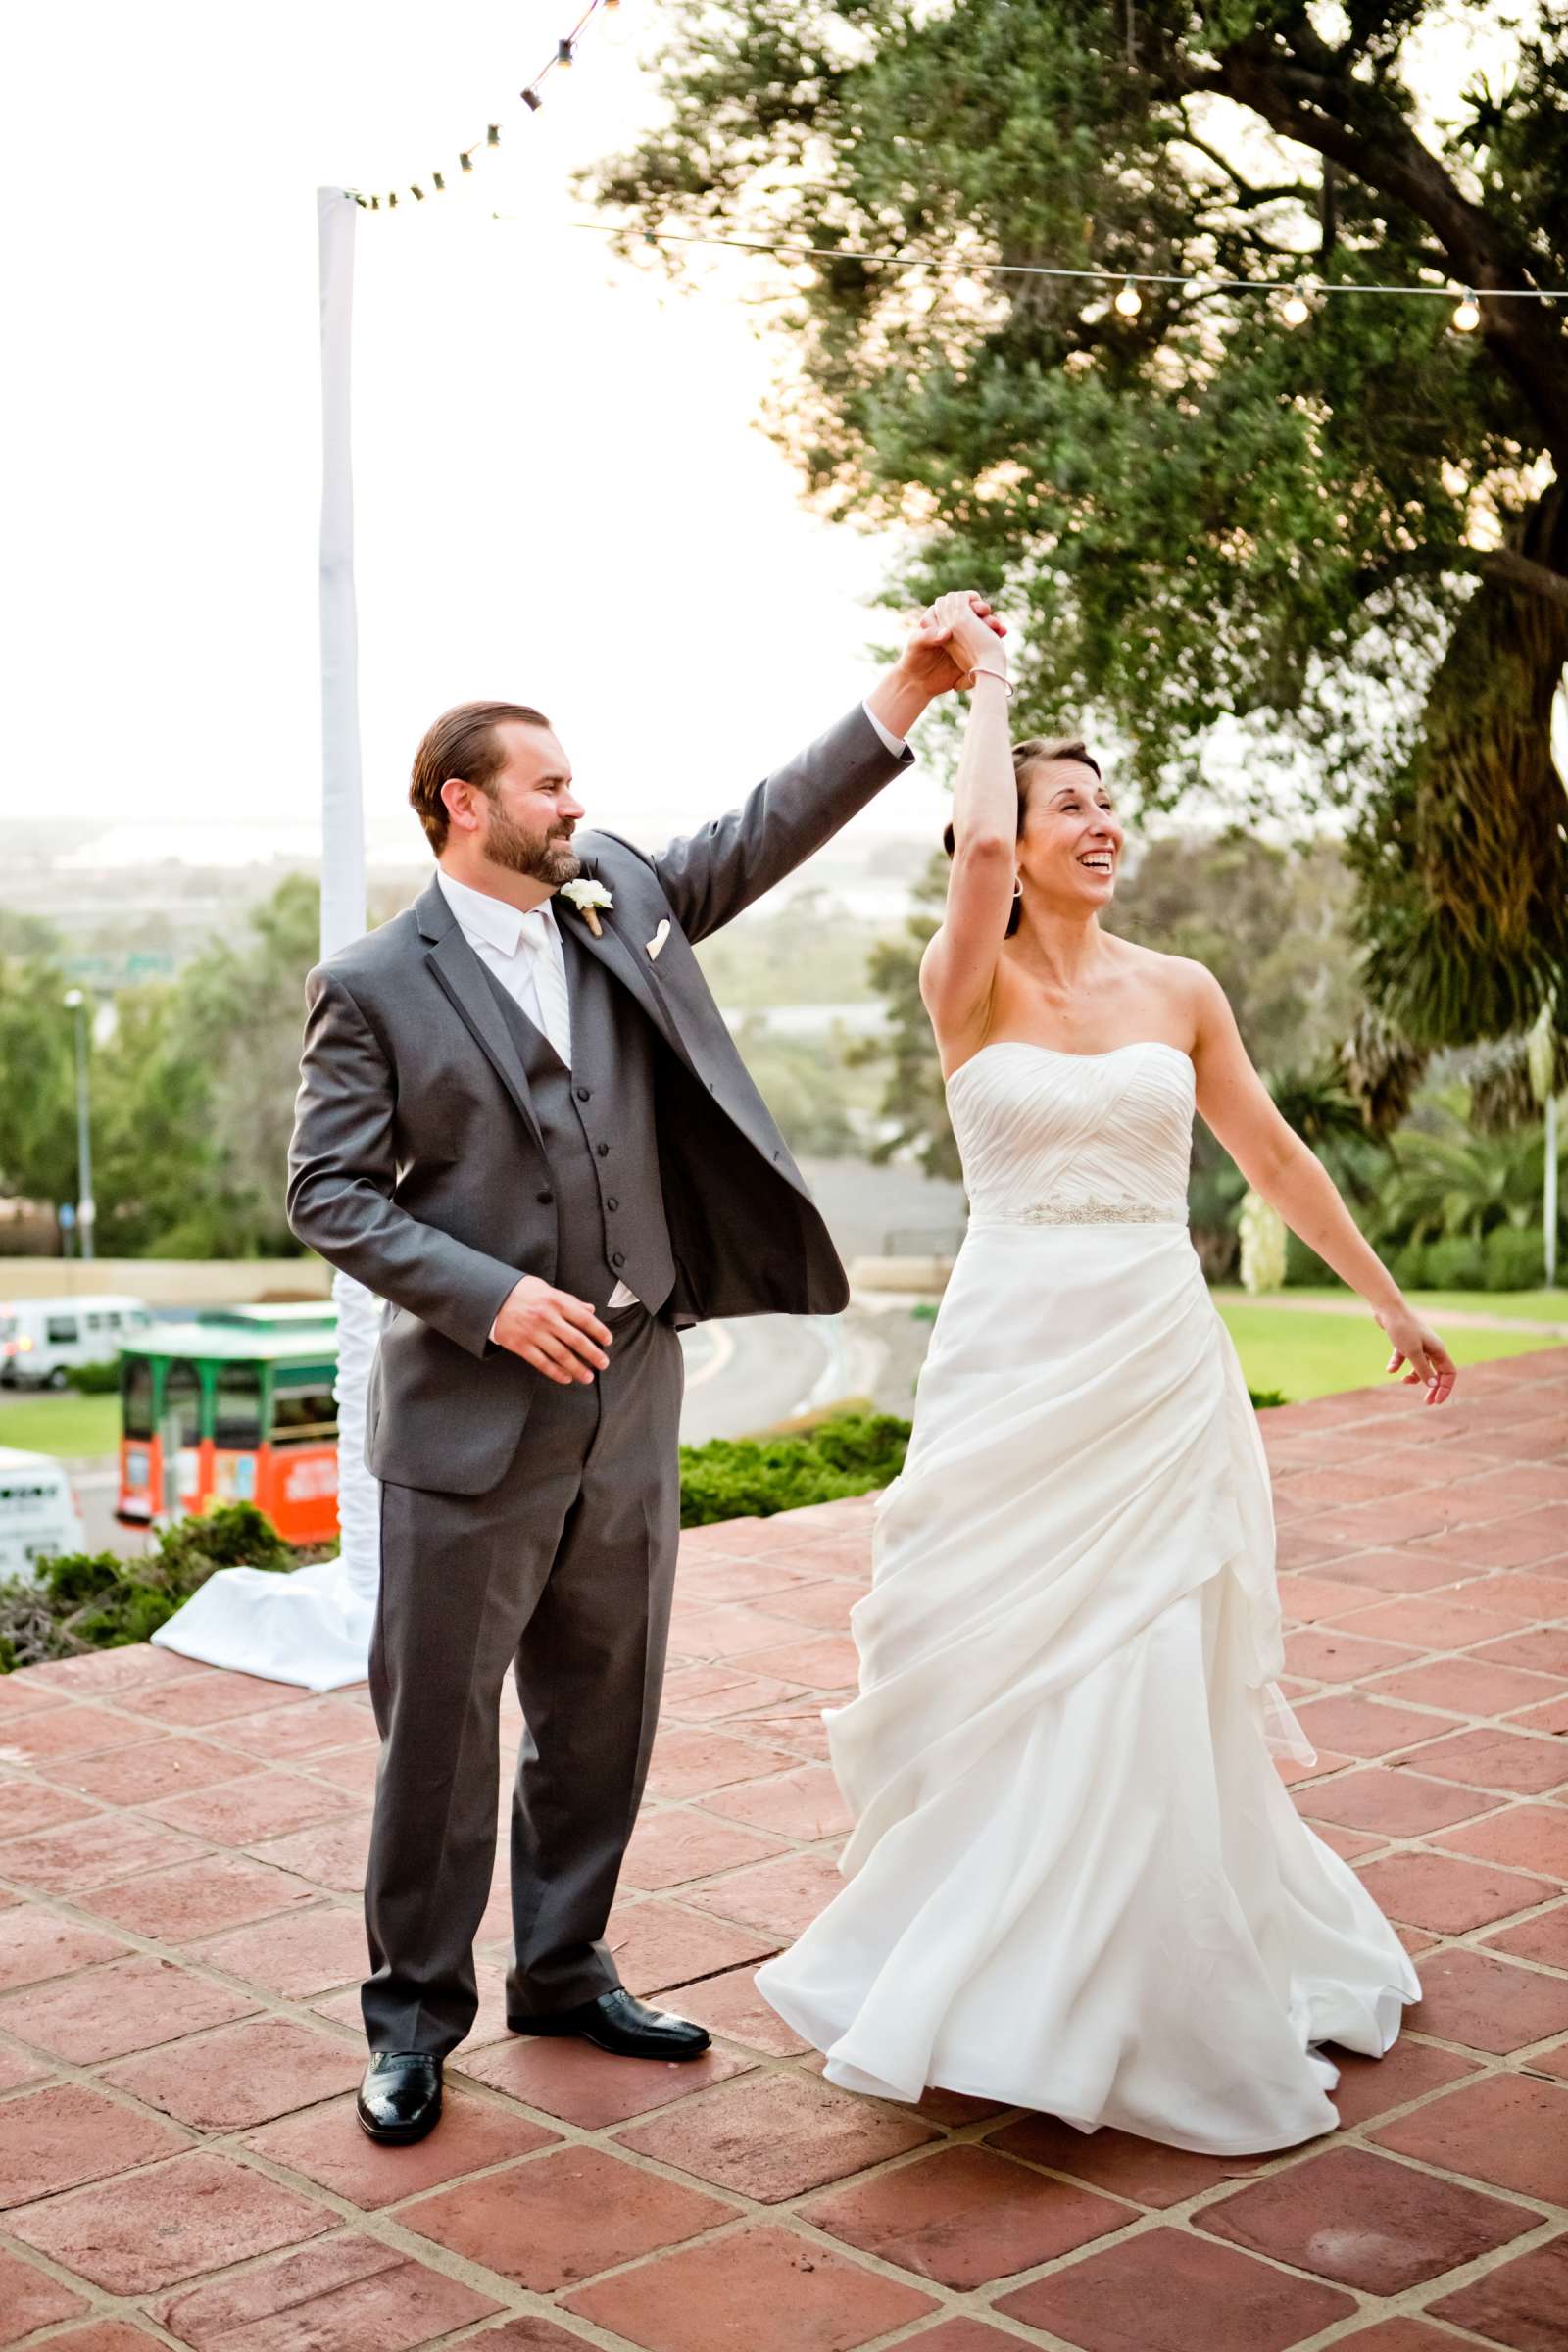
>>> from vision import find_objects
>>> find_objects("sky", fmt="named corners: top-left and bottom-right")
top-left (3, 4), bottom-right (1540, 872)
top-left (2, 2), bottom-right (949, 864)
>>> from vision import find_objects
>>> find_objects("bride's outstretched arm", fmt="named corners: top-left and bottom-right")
top-left (918, 592), bottom-right (1017, 1058)
top-left (1189, 963), bottom-right (1457, 1406)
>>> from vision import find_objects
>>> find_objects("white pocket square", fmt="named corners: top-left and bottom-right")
top-left (646, 918), bottom-right (671, 961)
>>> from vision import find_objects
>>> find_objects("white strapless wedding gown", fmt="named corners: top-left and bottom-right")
top-left (756, 1040), bottom-right (1419, 2155)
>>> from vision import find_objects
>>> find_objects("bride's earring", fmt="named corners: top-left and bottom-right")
top-left (1011, 878), bottom-right (1023, 901)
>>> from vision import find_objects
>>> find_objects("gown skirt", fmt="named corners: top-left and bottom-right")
top-left (754, 1213), bottom-right (1421, 2155)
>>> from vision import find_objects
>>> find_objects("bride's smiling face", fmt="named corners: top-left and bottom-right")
top-left (1017, 757), bottom-right (1123, 911)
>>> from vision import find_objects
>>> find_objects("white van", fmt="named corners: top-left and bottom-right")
top-left (0, 1446), bottom-right (86, 1578)
top-left (0, 1296), bottom-right (154, 1390)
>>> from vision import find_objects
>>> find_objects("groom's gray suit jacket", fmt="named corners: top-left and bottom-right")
top-left (285, 704), bottom-right (912, 1495)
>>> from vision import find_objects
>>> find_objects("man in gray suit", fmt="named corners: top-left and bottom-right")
top-left (287, 596), bottom-right (1004, 2142)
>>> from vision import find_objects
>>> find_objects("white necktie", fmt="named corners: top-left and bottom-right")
top-left (521, 906), bottom-right (572, 1068)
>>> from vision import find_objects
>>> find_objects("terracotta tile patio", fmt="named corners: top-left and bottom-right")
top-left (1, 1348), bottom-right (1564, 2351)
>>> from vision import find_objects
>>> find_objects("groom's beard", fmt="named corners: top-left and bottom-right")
top-left (482, 804), bottom-right (582, 890)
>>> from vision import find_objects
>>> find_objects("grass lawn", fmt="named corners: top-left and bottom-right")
top-left (1392, 1287), bottom-right (1566, 1326)
top-left (0, 1391), bottom-right (120, 1459)
top-left (1256, 1286), bottom-right (1568, 1327)
top-left (1217, 1300), bottom-right (1561, 1405)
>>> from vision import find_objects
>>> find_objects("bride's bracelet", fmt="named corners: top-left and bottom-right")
top-left (969, 667), bottom-right (1014, 698)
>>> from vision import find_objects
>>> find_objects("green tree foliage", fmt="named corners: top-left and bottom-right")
top-left (4, 878), bottom-right (323, 1261)
top-left (588, 2), bottom-right (1568, 1048)
top-left (0, 940), bottom-right (77, 1221)
top-left (157, 872), bottom-right (321, 1255)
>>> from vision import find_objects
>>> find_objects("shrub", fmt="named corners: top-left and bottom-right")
top-left (65, 1359), bottom-right (122, 1395)
top-left (1284, 1230), bottom-right (1335, 1287)
top-left (1387, 1241), bottom-right (1428, 1291)
top-left (0, 1502), bottom-right (293, 1672)
top-left (678, 1409), bottom-right (910, 1527)
top-left (1424, 1235), bottom-right (1487, 1290)
top-left (1482, 1226), bottom-right (1546, 1292)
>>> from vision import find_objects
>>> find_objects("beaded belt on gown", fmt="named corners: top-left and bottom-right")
top-left (968, 1196), bottom-right (1189, 1228)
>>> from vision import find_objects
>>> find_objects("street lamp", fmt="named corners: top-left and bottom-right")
top-left (62, 990), bottom-right (95, 1263)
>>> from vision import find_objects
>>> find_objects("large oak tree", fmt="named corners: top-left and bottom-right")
top-left (588, 1), bottom-right (1568, 1068)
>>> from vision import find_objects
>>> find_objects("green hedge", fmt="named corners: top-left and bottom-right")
top-left (678, 1410), bottom-right (911, 1527)
top-left (4, 1396), bottom-right (1298, 1672)
top-left (0, 1503), bottom-right (294, 1673)
top-left (1423, 1235), bottom-right (1487, 1290)
top-left (1482, 1226), bottom-right (1546, 1291)
top-left (0, 1418), bottom-right (914, 1672)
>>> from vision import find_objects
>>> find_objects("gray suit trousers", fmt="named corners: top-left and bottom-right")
top-left (361, 1296), bottom-right (685, 2056)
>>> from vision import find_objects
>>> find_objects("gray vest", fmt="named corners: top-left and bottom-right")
top-left (472, 936), bottom-right (676, 1315)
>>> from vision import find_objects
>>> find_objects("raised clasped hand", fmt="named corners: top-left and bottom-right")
top-left (903, 589), bottom-right (1008, 696)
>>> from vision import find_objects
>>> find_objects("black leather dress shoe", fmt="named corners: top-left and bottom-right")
top-left (356, 2051), bottom-right (443, 2143)
top-left (509, 1986), bottom-right (711, 2060)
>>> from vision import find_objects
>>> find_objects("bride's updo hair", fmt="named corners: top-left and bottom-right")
top-left (942, 737), bottom-right (1102, 939)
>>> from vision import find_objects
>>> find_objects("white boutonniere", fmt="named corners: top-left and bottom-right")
top-left (558, 877), bottom-right (613, 938)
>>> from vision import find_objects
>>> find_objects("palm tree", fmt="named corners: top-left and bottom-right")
top-left (1374, 1103), bottom-right (1562, 1248)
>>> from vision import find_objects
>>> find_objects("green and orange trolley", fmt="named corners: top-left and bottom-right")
top-left (117, 1303), bottom-right (341, 1544)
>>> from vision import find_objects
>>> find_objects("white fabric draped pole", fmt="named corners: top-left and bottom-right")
top-left (151, 190), bottom-right (379, 1689)
top-left (317, 184), bottom-right (383, 1635)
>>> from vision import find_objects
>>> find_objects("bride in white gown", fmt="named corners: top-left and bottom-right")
top-left (755, 593), bottom-right (1458, 2156)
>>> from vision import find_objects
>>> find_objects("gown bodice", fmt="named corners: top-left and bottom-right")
top-left (945, 1039), bottom-right (1195, 1225)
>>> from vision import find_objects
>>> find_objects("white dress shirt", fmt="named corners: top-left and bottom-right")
top-left (440, 701), bottom-right (908, 1337)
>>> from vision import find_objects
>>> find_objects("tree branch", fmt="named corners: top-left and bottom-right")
top-left (1171, 123), bottom-right (1314, 212)
top-left (1355, 543), bottom-right (1568, 612)
top-left (1478, 548), bottom-right (1568, 612)
top-left (1176, 36), bottom-right (1568, 464)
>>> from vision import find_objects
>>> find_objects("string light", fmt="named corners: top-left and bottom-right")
top-left (547, 220), bottom-right (1565, 317)
top-left (1281, 287), bottom-right (1311, 326)
top-left (1113, 279), bottom-right (1142, 317)
top-left (345, 2), bottom-right (612, 212)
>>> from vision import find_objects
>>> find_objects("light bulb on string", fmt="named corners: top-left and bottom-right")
top-left (1452, 291), bottom-right (1481, 332)
top-left (459, 151), bottom-right (473, 172)
top-left (522, 87), bottom-right (543, 110)
top-left (1113, 279), bottom-right (1142, 318)
top-left (1282, 287), bottom-right (1311, 326)
top-left (486, 123), bottom-right (501, 145)
top-left (558, 38), bottom-right (575, 68)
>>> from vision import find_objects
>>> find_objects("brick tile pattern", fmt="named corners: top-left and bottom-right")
top-left (0, 1358), bottom-right (1562, 2346)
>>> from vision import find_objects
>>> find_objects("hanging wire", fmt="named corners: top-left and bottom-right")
top-left (341, 11), bottom-right (1564, 330)
top-left (346, 0), bottom-right (611, 212)
top-left (549, 218), bottom-right (1565, 308)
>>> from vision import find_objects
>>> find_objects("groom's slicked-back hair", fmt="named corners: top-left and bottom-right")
top-left (410, 700), bottom-right (553, 853)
